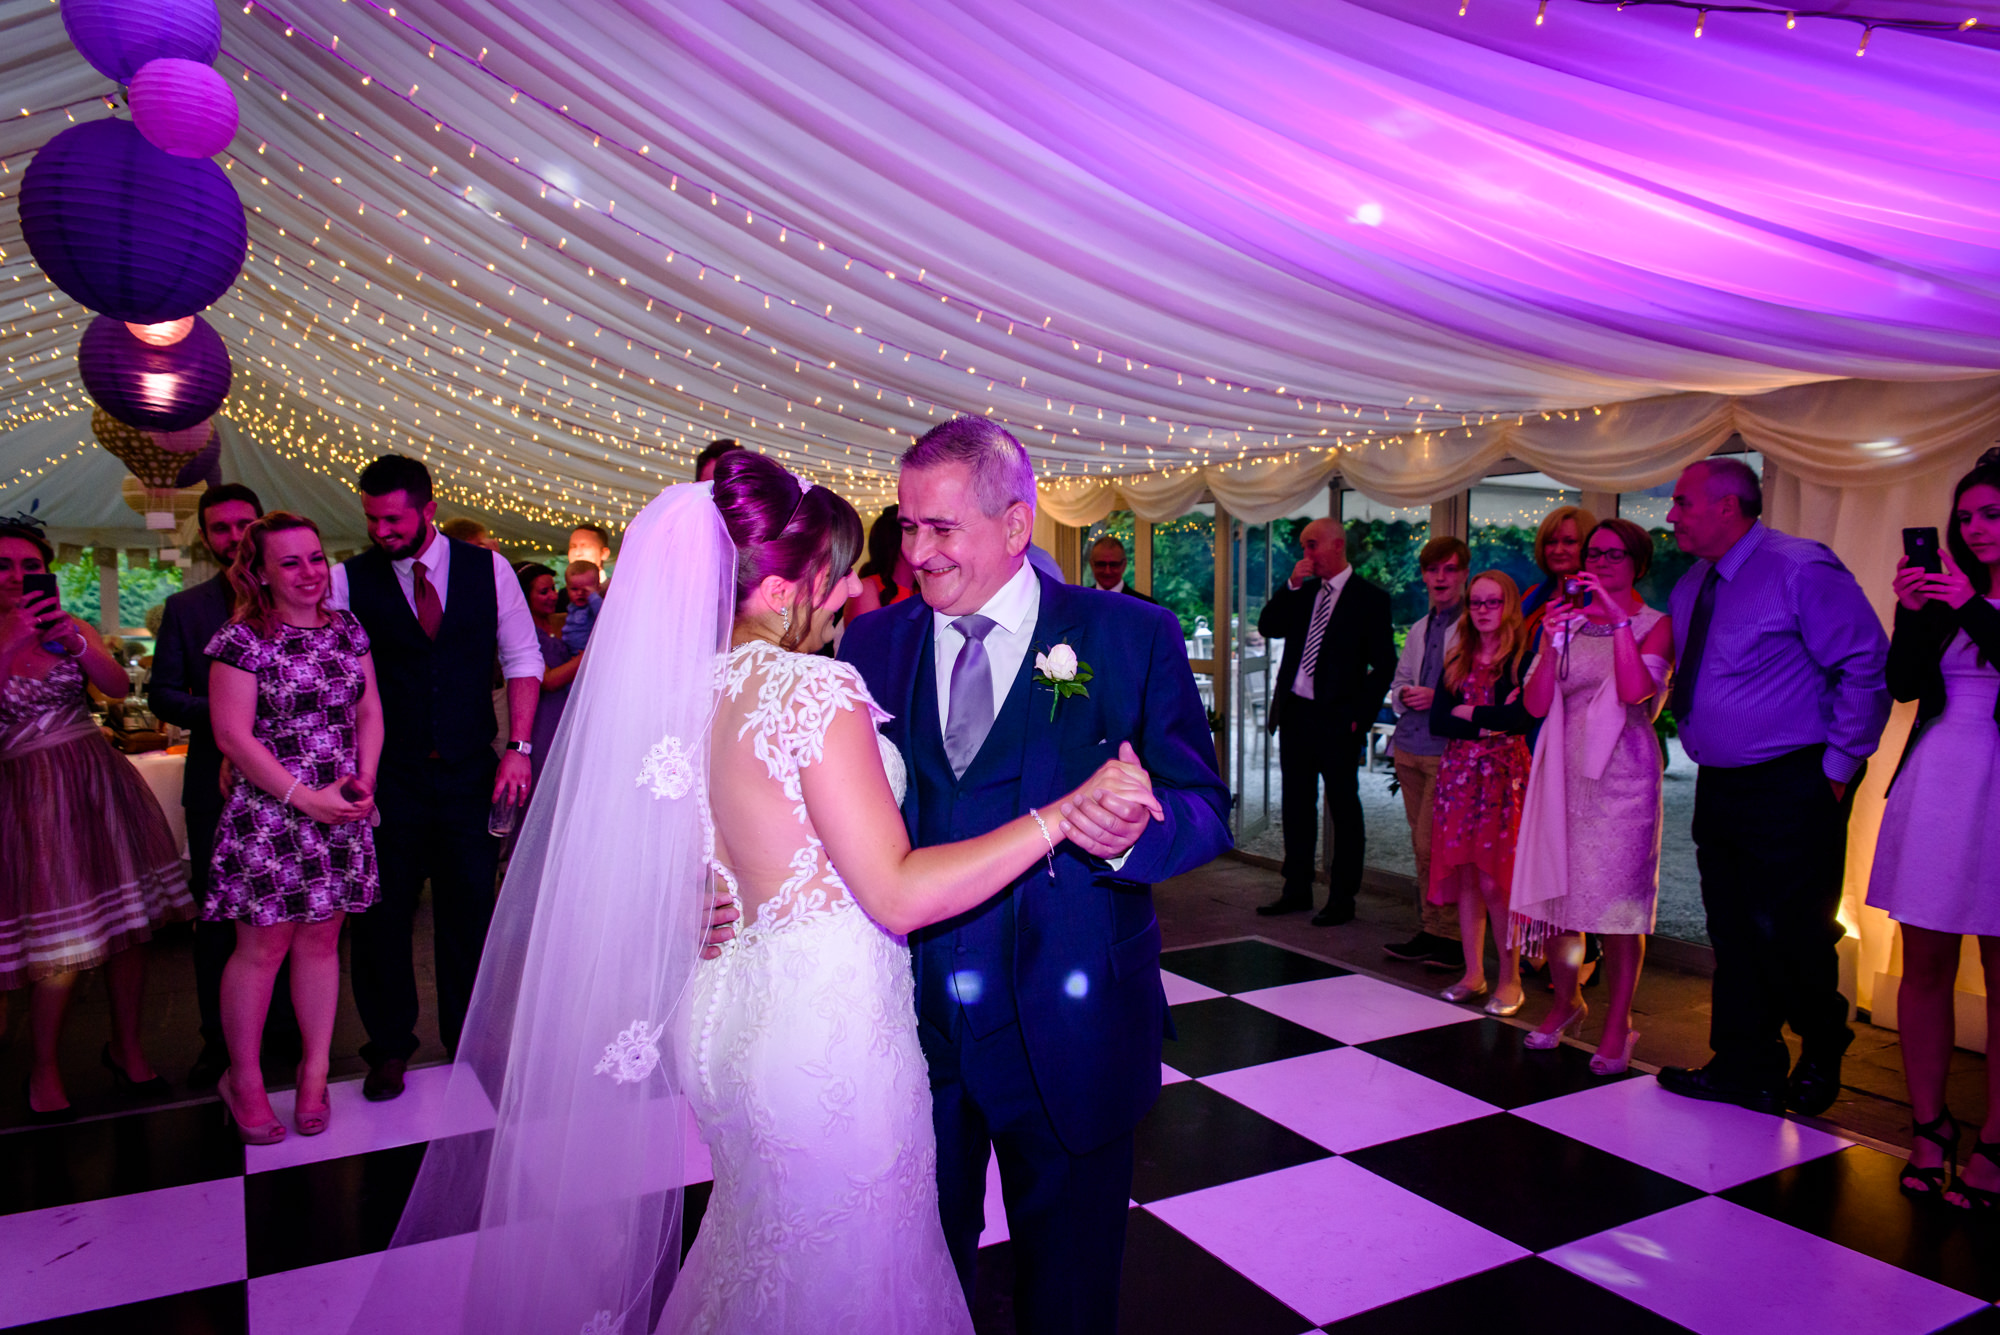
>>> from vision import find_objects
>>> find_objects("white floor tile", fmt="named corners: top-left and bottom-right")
top-left (1238, 974), bottom-right (1481, 1045)
top-left (1162, 970), bottom-right (1225, 1005)
top-left (979, 1149), bottom-right (1008, 1247)
top-left (248, 1233), bottom-right (474, 1335)
top-left (252, 1064), bottom-right (496, 1174)
top-left (1546, 1197), bottom-right (1985, 1335)
top-left (1147, 1157), bottom-right (1527, 1326)
top-left (1162, 1063), bottom-right (1192, 1086)
top-left (0, 1178), bottom-right (245, 1327)
top-left (1514, 1076), bottom-right (1853, 1192)
top-left (1203, 1047), bottom-right (1498, 1153)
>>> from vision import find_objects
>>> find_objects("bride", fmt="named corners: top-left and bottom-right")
top-left (352, 454), bottom-right (1158, 1334)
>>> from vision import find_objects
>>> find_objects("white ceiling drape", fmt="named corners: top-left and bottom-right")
top-left (4, 0), bottom-right (1999, 535)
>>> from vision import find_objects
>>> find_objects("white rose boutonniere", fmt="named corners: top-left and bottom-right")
top-left (1032, 642), bottom-right (1092, 720)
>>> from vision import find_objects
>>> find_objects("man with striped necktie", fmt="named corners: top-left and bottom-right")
top-left (1258, 518), bottom-right (1397, 926)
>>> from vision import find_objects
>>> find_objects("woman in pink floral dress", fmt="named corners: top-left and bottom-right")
top-left (1428, 571), bottom-right (1535, 1017)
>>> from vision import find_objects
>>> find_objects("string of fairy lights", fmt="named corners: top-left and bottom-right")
top-left (1520, 0), bottom-right (1985, 55)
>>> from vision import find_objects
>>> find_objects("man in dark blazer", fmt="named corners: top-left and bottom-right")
top-left (149, 483), bottom-right (299, 1088)
top-left (842, 418), bottom-right (1230, 1333)
top-left (1257, 518), bottom-right (1396, 926)
top-left (1087, 534), bottom-right (1156, 602)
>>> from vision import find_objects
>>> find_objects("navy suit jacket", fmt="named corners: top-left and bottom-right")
top-left (148, 573), bottom-right (234, 814)
top-left (840, 570), bottom-right (1232, 1153)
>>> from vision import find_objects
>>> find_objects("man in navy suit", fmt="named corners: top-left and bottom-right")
top-left (841, 418), bottom-right (1230, 1332)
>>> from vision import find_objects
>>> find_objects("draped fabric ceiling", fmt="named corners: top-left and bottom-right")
top-left (5, 0), bottom-right (2000, 544)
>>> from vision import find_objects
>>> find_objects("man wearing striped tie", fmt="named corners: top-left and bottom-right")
top-left (1258, 518), bottom-right (1397, 926)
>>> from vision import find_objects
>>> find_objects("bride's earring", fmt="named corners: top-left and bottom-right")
top-left (780, 605), bottom-right (792, 635)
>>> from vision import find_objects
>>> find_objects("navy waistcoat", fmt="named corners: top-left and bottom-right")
top-left (344, 537), bottom-right (498, 767)
top-left (910, 640), bottom-right (1036, 1039)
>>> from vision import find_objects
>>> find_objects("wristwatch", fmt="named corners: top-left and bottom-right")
top-left (506, 740), bottom-right (533, 755)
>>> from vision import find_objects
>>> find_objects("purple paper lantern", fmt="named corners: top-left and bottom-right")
top-left (19, 118), bottom-right (247, 323)
top-left (130, 58), bottom-right (238, 158)
top-left (149, 419), bottom-right (213, 453)
top-left (61, 0), bottom-right (220, 84)
top-left (79, 313), bottom-right (232, 432)
top-left (174, 428), bottom-right (223, 488)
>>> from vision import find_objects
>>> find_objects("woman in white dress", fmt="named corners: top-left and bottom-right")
top-left (1869, 449), bottom-right (2000, 1212)
top-left (353, 455), bottom-right (1158, 1334)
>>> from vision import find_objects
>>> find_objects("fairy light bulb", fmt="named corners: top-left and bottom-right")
top-left (1694, 8), bottom-right (1706, 35)
top-left (1535, 0), bottom-right (1548, 23)
top-left (1857, 24), bottom-right (1873, 52)
top-left (125, 318), bottom-right (194, 347)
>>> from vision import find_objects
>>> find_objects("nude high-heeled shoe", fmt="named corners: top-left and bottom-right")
top-left (218, 1072), bottom-right (287, 1146)
top-left (293, 1065), bottom-right (331, 1137)
top-left (1589, 1030), bottom-right (1642, 1076)
top-left (1525, 1001), bottom-right (1588, 1050)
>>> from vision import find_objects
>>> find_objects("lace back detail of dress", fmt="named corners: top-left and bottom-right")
top-left (706, 640), bottom-right (891, 939)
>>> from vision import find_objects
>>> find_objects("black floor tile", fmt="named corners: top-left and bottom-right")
top-left (971, 1209), bottom-right (1314, 1335)
top-left (1131, 1080), bottom-right (1332, 1204)
top-left (7, 1282), bottom-right (248, 1334)
top-left (1345, 1114), bottom-right (1702, 1253)
top-left (1936, 1306), bottom-right (2000, 1334)
top-left (681, 1178), bottom-right (711, 1264)
top-left (1720, 1144), bottom-right (2000, 1302)
top-left (0, 1102), bottom-right (242, 1216)
top-left (1161, 940), bottom-right (1349, 995)
top-left (1358, 1017), bottom-right (1630, 1109)
top-left (1163, 997), bottom-right (1342, 1078)
top-left (1320, 1256), bottom-right (1695, 1333)
top-left (242, 1131), bottom-right (489, 1277)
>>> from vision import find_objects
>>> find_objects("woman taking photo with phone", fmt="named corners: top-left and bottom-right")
top-left (0, 521), bottom-right (191, 1121)
top-left (1514, 518), bottom-right (1675, 1075)
top-left (1428, 571), bottom-right (1536, 1016)
top-left (1869, 448), bottom-right (2000, 1211)
top-left (206, 513), bottom-right (382, 1144)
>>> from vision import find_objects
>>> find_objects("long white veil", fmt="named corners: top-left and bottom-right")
top-left (351, 482), bottom-right (731, 1334)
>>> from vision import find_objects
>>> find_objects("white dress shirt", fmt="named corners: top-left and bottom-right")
top-left (1291, 564), bottom-right (1353, 700)
top-left (330, 528), bottom-right (544, 682)
top-left (932, 558), bottom-right (1040, 735)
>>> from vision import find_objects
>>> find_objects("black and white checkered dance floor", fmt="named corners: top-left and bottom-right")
top-left (5, 938), bottom-right (1996, 1333)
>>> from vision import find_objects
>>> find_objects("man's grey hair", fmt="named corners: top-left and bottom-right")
top-left (900, 417), bottom-right (1036, 517)
top-left (1699, 455), bottom-right (1763, 519)
top-left (1090, 535), bottom-right (1127, 557)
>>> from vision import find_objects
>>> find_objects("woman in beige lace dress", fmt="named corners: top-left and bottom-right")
top-left (1516, 518), bottom-right (1675, 1075)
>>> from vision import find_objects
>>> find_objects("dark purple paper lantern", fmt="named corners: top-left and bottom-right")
top-left (20, 118), bottom-right (247, 323)
top-left (130, 58), bottom-right (238, 158)
top-left (174, 428), bottom-right (223, 488)
top-left (61, 0), bottom-right (220, 84)
top-left (79, 313), bottom-right (232, 432)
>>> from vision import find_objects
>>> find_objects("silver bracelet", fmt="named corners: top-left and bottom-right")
top-left (282, 778), bottom-right (301, 807)
top-left (1028, 807), bottom-right (1057, 880)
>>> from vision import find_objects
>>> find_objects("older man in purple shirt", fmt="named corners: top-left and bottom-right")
top-left (1656, 456), bottom-right (1890, 1117)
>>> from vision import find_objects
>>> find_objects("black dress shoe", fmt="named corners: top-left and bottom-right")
top-left (186, 1044), bottom-right (230, 1092)
top-left (1311, 900), bottom-right (1357, 927)
top-left (1788, 1031), bottom-right (1853, 1116)
top-left (1656, 1063), bottom-right (1785, 1115)
top-left (102, 1044), bottom-right (171, 1099)
top-left (1256, 895), bottom-right (1313, 917)
top-left (362, 1058), bottom-right (408, 1102)
top-left (1384, 931), bottom-right (1445, 961)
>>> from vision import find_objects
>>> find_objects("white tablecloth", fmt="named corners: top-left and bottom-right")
top-left (126, 750), bottom-right (187, 859)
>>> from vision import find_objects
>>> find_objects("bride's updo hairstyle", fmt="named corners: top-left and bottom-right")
top-left (711, 449), bottom-right (863, 650)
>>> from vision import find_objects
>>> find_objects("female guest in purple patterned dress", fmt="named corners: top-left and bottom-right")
top-left (207, 513), bottom-right (382, 1144)
top-left (1, 522), bottom-right (192, 1122)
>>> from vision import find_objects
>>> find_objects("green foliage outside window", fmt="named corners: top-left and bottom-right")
top-left (53, 555), bottom-right (183, 632)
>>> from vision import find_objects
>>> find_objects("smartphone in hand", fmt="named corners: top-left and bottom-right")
top-left (21, 572), bottom-right (61, 629)
top-left (1903, 527), bottom-right (1943, 576)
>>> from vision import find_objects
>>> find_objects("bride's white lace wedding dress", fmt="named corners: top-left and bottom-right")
top-left (658, 639), bottom-right (973, 1334)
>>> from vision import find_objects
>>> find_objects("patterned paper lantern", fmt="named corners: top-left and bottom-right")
top-left (19, 118), bottom-right (247, 323)
top-left (98, 408), bottom-right (221, 489)
top-left (149, 419), bottom-right (213, 454)
top-left (129, 58), bottom-right (238, 159)
top-left (61, 0), bottom-right (220, 84)
top-left (79, 313), bottom-right (231, 432)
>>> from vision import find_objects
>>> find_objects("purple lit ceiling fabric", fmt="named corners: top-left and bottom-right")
top-left (3, 0), bottom-right (1999, 510)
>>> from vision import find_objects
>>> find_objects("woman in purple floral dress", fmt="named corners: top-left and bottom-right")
top-left (207, 513), bottom-right (382, 1144)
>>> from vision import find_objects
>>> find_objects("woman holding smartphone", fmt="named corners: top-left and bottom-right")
top-left (1869, 448), bottom-right (2000, 1211)
top-left (207, 513), bottom-right (382, 1144)
top-left (0, 521), bottom-right (192, 1121)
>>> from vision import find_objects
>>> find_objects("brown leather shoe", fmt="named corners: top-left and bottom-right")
top-left (362, 1058), bottom-right (408, 1103)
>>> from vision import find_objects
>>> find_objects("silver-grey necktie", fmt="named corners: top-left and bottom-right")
top-left (944, 614), bottom-right (998, 778)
